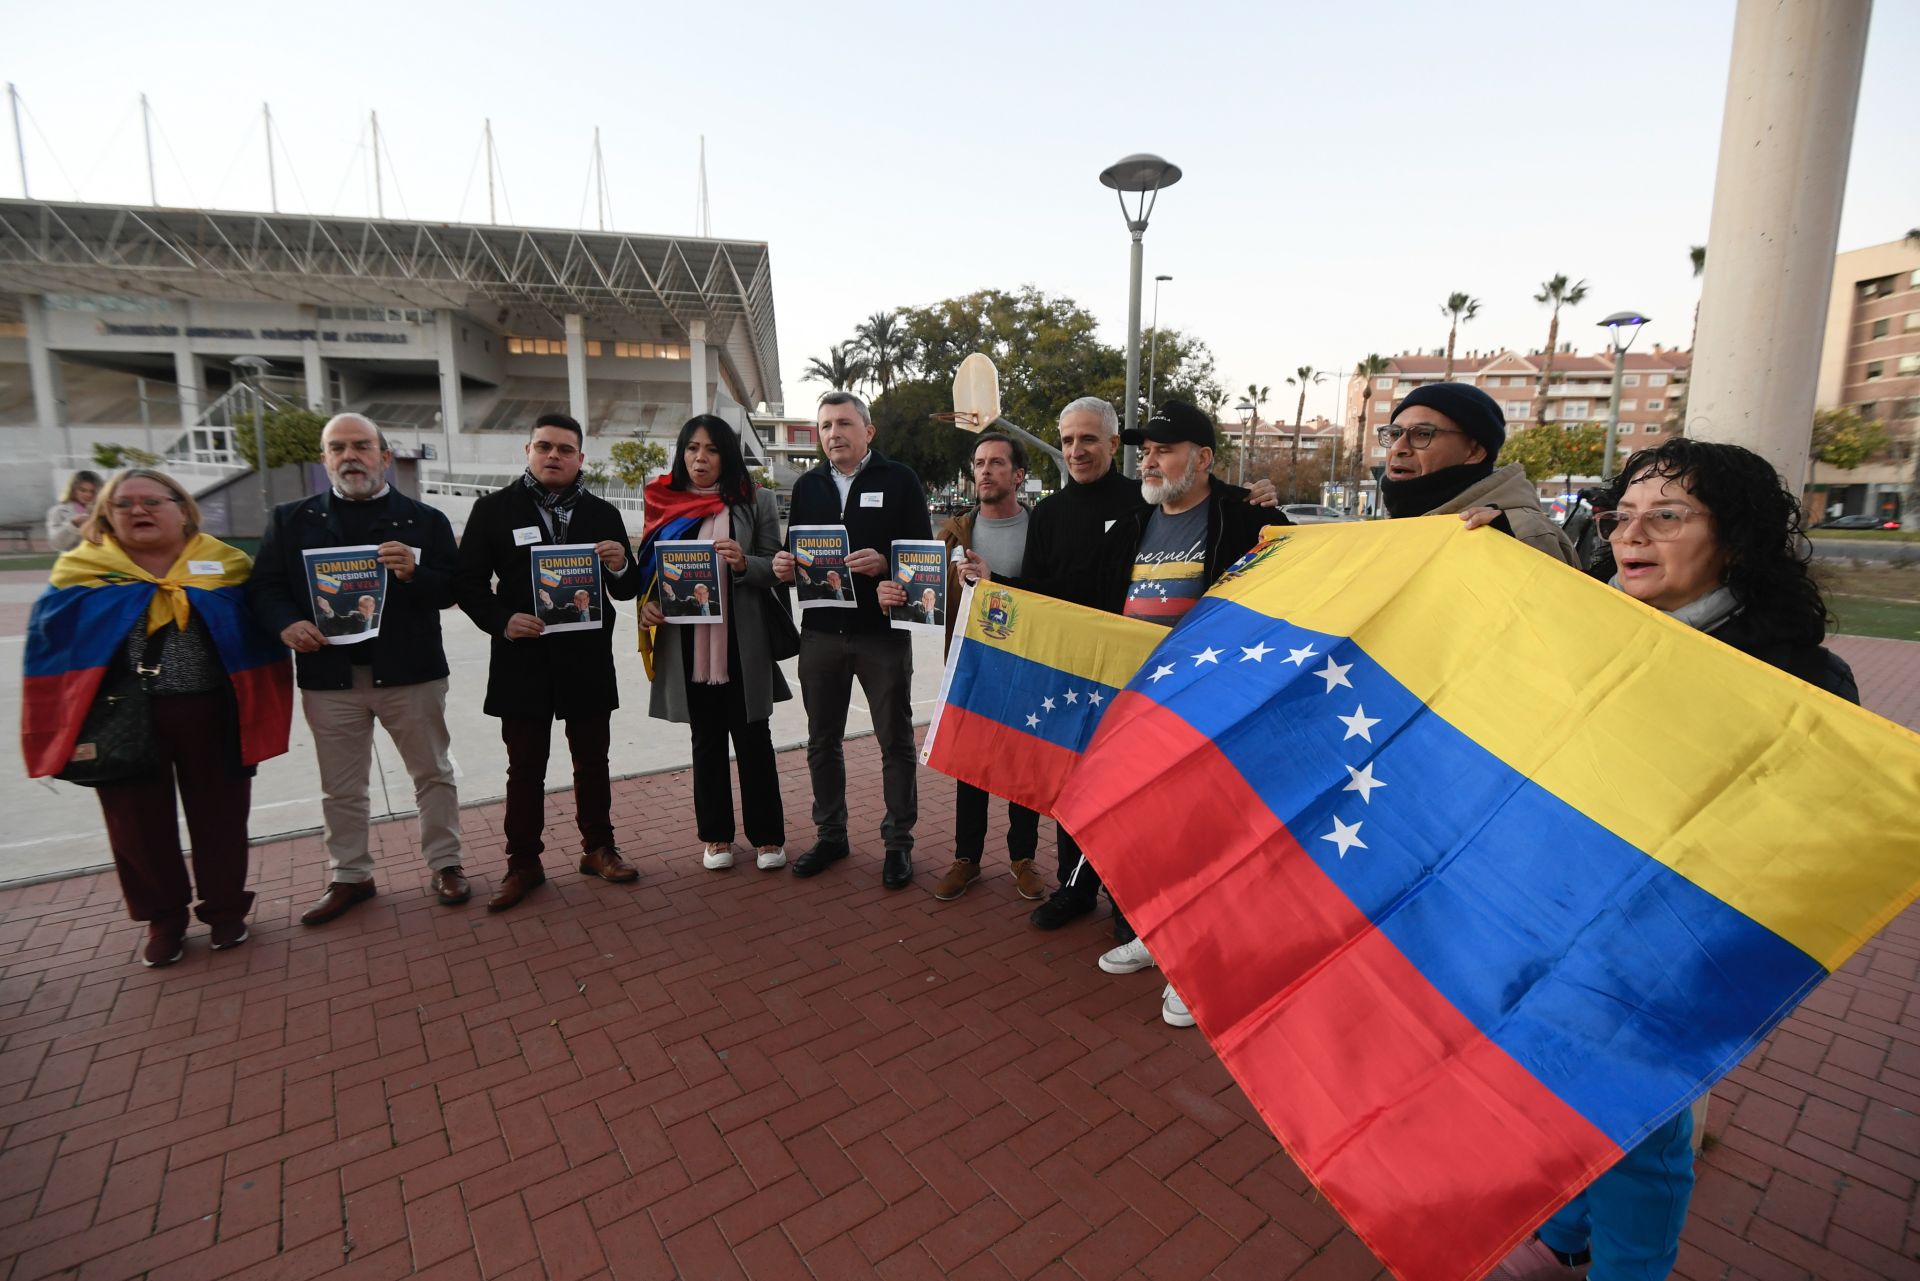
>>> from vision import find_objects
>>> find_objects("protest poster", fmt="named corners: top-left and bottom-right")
top-left (790, 525), bottom-right (856, 611)
top-left (889, 539), bottom-right (948, 634)
top-left (658, 540), bottom-right (725, 625)
top-left (530, 544), bottom-right (604, 635)
top-left (301, 545), bottom-right (387, 646)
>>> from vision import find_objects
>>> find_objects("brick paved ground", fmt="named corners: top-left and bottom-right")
top-left (1, 637), bottom-right (1916, 1281)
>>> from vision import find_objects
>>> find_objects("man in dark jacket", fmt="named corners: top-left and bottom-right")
top-left (248, 413), bottom-right (466, 925)
top-left (772, 391), bottom-right (932, 889)
top-left (453, 412), bottom-right (642, 912)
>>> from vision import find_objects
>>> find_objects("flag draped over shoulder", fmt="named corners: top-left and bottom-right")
top-left (921, 582), bottom-right (1162, 814)
top-left (22, 533), bottom-right (294, 777)
top-left (633, 476), bottom-right (726, 676)
top-left (1040, 518), bottom-right (1920, 1281)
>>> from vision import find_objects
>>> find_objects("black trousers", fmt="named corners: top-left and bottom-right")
top-left (686, 679), bottom-right (786, 848)
top-left (953, 780), bottom-right (1038, 864)
top-left (500, 713), bottom-right (613, 873)
top-left (1057, 828), bottom-right (1133, 943)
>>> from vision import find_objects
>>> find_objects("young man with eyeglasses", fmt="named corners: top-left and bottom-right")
top-left (1379, 383), bottom-right (1577, 565)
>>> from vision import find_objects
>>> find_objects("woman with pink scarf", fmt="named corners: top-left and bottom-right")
top-left (638, 416), bottom-right (791, 870)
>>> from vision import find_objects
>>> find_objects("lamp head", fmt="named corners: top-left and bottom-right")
top-left (1099, 153), bottom-right (1182, 193)
top-left (1598, 310), bottom-right (1650, 354)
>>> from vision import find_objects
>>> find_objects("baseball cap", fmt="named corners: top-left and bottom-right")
top-left (1120, 399), bottom-right (1216, 448)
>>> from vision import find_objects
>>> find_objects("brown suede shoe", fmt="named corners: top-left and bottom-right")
top-left (932, 859), bottom-right (981, 901)
top-left (579, 847), bottom-right (639, 883)
top-left (300, 880), bottom-right (376, 926)
top-left (430, 866), bottom-right (470, 906)
top-left (487, 867), bottom-right (546, 913)
top-left (1009, 858), bottom-right (1048, 901)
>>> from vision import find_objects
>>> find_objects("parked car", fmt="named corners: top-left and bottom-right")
top-left (1280, 504), bottom-right (1357, 525)
top-left (1813, 514), bottom-right (1901, 531)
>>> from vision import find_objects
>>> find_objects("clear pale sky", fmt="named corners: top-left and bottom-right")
top-left (5, 1), bottom-right (1916, 426)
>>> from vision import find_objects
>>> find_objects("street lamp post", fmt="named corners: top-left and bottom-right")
top-left (1598, 310), bottom-right (1650, 481)
top-left (231, 355), bottom-right (274, 517)
top-left (1099, 154), bottom-right (1182, 478)
top-left (1146, 274), bottom-right (1173, 416)
top-left (1235, 399), bottom-right (1255, 486)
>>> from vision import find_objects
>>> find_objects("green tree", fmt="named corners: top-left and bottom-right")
top-left (581, 461), bottom-right (611, 489)
top-left (1499, 422), bottom-right (1607, 488)
top-left (803, 343), bottom-right (870, 391)
top-left (232, 407), bottom-right (328, 470)
top-left (608, 439), bottom-right (669, 486)
top-left (1810, 408), bottom-right (1889, 471)
top-left (854, 311), bottom-right (910, 396)
top-left (92, 443), bottom-right (162, 469)
top-left (1349, 355), bottom-right (1390, 513)
top-left (1285, 366), bottom-right (1325, 502)
top-left (1530, 274), bottom-right (1589, 429)
top-left (1440, 293), bottom-right (1480, 380)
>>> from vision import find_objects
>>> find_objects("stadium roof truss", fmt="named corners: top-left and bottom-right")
top-left (0, 199), bottom-right (781, 403)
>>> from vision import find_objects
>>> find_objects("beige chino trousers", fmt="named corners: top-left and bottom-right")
top-left (301, 670), bottom-right (462, 883)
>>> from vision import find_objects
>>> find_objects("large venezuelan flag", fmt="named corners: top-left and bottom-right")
top-left (922, 582), bottom-right (1162, 814)
top-left (22, 534), bottom-right (293, 778)
top-left (1052, 518), bottom-right (1920, 1281)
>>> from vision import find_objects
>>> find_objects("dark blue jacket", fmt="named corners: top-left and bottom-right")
top-left (787, 448), bottom-right (931, 635)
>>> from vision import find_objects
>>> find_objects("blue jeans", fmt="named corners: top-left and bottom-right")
top-left (1538, 1108), bottom-right (1695, 1281)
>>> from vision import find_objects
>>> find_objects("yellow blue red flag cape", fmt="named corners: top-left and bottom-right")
top-left (22, 533), bottom-right (294, 777)
top-left (930, 518), bottom-right (1920, 1281)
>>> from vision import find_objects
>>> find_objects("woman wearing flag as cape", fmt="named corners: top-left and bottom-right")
top-left (636, 415), bottom-right (791, 871)
top-left (20, 469), bottom-right (292, 968)
top-left (1495, 437), bottom-right (1857, 1280)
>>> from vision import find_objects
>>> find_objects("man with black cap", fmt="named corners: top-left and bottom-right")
top-left (961, 399), bottom-right (1279, 1019)
top-left (1379, 382), bottom-right (1577, 564)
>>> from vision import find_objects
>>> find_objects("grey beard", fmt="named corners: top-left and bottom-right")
top-left (1140, 455), bottom-right (1201, 507)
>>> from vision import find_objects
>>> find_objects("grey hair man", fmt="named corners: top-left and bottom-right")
top-left (246, 412), bottom-right (467, 924)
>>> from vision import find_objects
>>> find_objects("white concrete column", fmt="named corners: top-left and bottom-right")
top-left (172, 301), bottom-right (201, 429)
top-left (565, 313), bottom-right (589, 428)
top-left (20, 295), bottom-right (68, 463)
top-left (301, 337), bottom-right (326, 412)
top-left (434, 309), bottom-right (463, 464)
top-left (1685, 0), bottom-right (1871, 493)
top-left (687, 319), bottom-right (708, 416)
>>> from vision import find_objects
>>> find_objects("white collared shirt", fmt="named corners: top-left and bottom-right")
top-left (829, 450), bottom-right (873, 512)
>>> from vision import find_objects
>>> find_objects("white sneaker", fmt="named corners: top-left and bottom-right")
top-left (1161, 983), bottom-right (1195, 1028)
top-left (755, 846), bottom-right (787, 870)
top-left (702, 844), bottom-right (734, 870)
top-left (1099, 938), bottom-right (1156, 974)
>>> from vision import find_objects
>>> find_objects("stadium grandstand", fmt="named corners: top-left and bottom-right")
top-left (0, 198), bottom-right (787, 531)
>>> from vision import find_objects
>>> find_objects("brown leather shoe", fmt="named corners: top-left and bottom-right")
top-left (300, 880), bottom-right (376, 926)
top-left (579, 847), bottom-right (639, 883)
top-left (430, 866), bottom-right (470, 905)
top-left (486, 867), bottom-right (546, 913)
top-left (933, 859), bottom-right (981, 901)
top-left (1009, 858), bottom-right (1048, 901)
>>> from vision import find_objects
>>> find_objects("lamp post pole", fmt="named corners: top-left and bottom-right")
top-left (1598, 310), bottom-right (1649, 481)
top-left (232, 356), bottom-right (274, 518)
top-left (1146, 274), bottom-right (1172, 416)
top-left (1235, 400), bottom-right (1254, 486)
top-left (1100, 154), bottom-right (1182, 478)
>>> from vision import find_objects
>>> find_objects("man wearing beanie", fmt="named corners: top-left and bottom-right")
top-left (1379, 382), bottom-right (1577, 565)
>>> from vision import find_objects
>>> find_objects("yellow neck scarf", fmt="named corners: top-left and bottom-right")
top-left (50, 532), bottom-right (253, 634)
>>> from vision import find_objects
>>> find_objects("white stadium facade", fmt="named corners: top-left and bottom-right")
top-left (0, 198), bottom-right (785, 531)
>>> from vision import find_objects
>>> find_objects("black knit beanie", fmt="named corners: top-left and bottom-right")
top-left (1390, 382), bottom-right (1507, 458)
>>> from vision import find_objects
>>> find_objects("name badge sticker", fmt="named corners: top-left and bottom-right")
top-left (187, 560), bottom-right (224, 575)
top-left (408, 546), bottom-right (423, 565)
top-left (513, 526), bottom-right (542, 546)
top-left (860, 492), bottom-right (884, 508)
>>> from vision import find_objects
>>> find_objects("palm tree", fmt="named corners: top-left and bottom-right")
top-left (1530, 275), bottom-right (1589, 430)
top-left (854, 311), bottom-right (908, 397)
top-left (1350, 355), bottom-right (1390, 514)
top-left (1439, 293), bottom-right (1480, 380)
top-left (1286, 366), bottom-right (1325, 501)
top-left (1239, 383), bottom-right (1270, 485)
top-left (803, 343), bottom-right (871, 392)
top-left (1688, 244), bottom-right (1707, 360)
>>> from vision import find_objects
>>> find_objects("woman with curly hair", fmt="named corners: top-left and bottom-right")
top-left (1498, 437), bottom-right (1857, 1280)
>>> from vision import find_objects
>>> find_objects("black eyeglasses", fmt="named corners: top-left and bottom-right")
top-left (1377, 424), bottom-right (1469, 450)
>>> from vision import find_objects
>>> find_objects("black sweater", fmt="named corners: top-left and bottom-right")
top-left (1024, 466), bottom-right (1141, 582)
top-left (787, 448), bottom-right (931, 635)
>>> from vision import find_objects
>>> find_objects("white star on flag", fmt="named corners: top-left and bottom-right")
top-left (1316, 658), bottom-right (1354, 693)
top-left (1148, 663), bottom-right (1176, 683)
top-left (1321, 816), bottom-right (1368, 859)
top-left (1240, 642), bottom-right (1273, 663)
top-left (1064, 689), bottom-right (1079, 704)
top-left (1041, 696), bottom-right (1056, 712)
top-left (1344, 761), bottom-right (1386, 803)
top-left (1026, 713), bottom-right (1041, 729)
top-left (1088, 690), bottom-right (1104, 706)
top-left (1284, 645), bottom-right (1318, 666)
top-left (1338, 705), bottom-right (1381, 742)
top-left (1193, 647), bottom-right (1222, 666)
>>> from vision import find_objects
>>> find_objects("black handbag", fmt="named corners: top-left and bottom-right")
top-left (57, 630), bottom-right (164, 787)
top-left (763, 584), bottom-right (800, 661)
